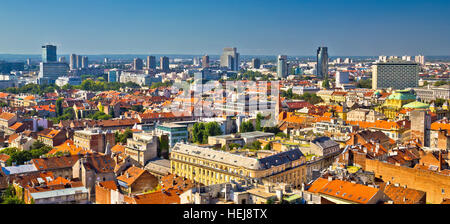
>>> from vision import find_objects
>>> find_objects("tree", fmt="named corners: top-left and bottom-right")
top-left (322, 78), bottom-right (330, 89)
top-left (191, 122), bottom-right (222, 144)
top-left (357, 79), bottom-right (372, 89)
top-left (256, 113), bottom-right (264, 131)
top-left (263, 143), bottom-right (272, 151)
top-left (55, 98), bottom-right (64, 117)
top-left (115, 129), bottom-right (133, 144)
top-left (240, 121), bottom-right (254, 133)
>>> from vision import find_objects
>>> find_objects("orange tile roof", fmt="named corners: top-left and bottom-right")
top-left (49, 140), bottom-right (91, 155)
top-left (111, 144), bottom-right (126, 154)
top-left (431, 118), bottom-right (450, 131)
top-left (0, 154), bottom-right (10, 162)
top-left (9, 122), bottom-right (24, 130)
top-left (117, 166), bottom-right (147, 186)
top-left (0, 112), bottom-right (16, 121)
top-left (98, 180), bottom-right (118, 191)
top-left (308, 178), bottom-right (380, 204)
top-left (125, 189), bottom-right (181, 204)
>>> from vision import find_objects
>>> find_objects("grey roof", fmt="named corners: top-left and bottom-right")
top-left (145, 158), bottom-right (171, 175)
top-left (211, 131), bottom-right (274, 140)
top-left (258, 149), bottom-right (304, 169)
top-left (172, 143), bottom-right (261, 170)
top-left (30, 186), bottom-right (89, 200)
top-left (311, 137), bottom-right (339, 150)
top-left (1, 164), bottom-right (37, 175)
top-left (172, 143), bottom-right (303, 171)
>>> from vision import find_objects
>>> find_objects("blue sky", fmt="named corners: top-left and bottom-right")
top-left (0, 0), bottom-right (449, 56)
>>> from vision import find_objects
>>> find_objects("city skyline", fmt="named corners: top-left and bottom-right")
top-left (0, 0), bottom-right (449, 56)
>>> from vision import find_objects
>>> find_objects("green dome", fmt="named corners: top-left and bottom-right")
top-left (403, 101), bottom-right (430, 109)
top-left (387, 91), bottom-right (416, 101)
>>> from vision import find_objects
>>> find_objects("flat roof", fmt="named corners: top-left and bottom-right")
top-left (30, 187), bottom-right (89, 200)
top-left (2, 164), bottom-right (37, 175)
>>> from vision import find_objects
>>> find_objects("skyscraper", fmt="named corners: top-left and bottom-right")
top-left (372, 59), bottom-right (419, 90)
top-left (42, 45), bottom-right (57, 63)
top-left (415, 55), bottom-right (425, 65)
top-left (252, 58), bottom-right (261, 69)
top-left (133, 58), bottom-right (144, 71)
top-left (202, 55), bottom-right (210, 68)
top-left (76, 55), bottom-right (82, 69)
top-left (220, 47), bottom-right (239, 71)
top-left (82, 56), bottom-right (89, 68)
top-left (70, 54), bottom-right (77, 70)
top-left (147, 56), bottom-right (156, 70)
top-left (160, 56), bottom-right (169, 72)
top-left (316, 47), bottom-right (328, 79)
top-left (277, 55), bottom-right (288, 78)
top-left (39, 45), bottom-right (68, 84)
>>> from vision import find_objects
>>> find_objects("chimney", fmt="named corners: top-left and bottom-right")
top-left (439, 151), bottom-right (443, 172)
top-left (328, 176), bottom-right (333, 182)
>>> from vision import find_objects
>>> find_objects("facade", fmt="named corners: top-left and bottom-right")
top-left (413, 85), bottom-right (450, 103)
top-left (372, 60), bottom-right (419, 90)
top-left (37, 129), bottom-right (67, 147)
top-left (277, 55), bottom-right (288, 79)
top-left (133, 58), bottom-right (144, 71)
top-left (147, 56), bottom-right (156, 70)
top-left (155, 123), bottom-right (188, 148)
top-left (124, 132), bottom-right (159, 166)
top-left (73, 128), bottom-right (115, 153)
top-left (220, 47), bottom-right (239, 71)
top-left (38, 62), bottom-right (69, 84)
top-left (252, 58), bottom-right (261, 69)
top-left (108, 69), bottom-right (119, 83)
top-left (55, 76), bottom-right (82, 87)
top-left (316, 47), bottom-right (328, 79)
top-left (70, 54), bottom-right (77, 70)
top-left (335, 71), bottom-right (349, 87)
top-left (170, 143), bottom-right (307, 188)
top-left (202, 55), bottom-right (210, 68)
top-left (42, 45), bottom-right (57, 63)
top-left (81, 56), bottom-right (89, 69)
top-left (160, 56), bottom-right (170, 72)
top-left (119, 72), bottom-right (162, 86)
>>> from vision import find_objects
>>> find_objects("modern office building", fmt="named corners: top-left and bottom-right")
top-left (133, 58), bottom-right (144, 71)
top-left (108, 69), bottom-right (120, 83)
top-left (335, 71), bottom-right (350, 87)
top-left (58, 56), bottom-right (66, 63)
top-left (38, 62), bottom-right (70, 84)
top-left (277, 55), bottom-right (288, 79)
top-left (316, 47), bottom-right (329, 79)
top-left (76, 55), bottom-right (82, 69)
top-left (42, 45), bottom-right (57, 63)
top-left (160, 56), bottom-right (169, 72)
top-left (155, 123), bottom-right (189, 148)
top-left (81, 56), bottom-right (88, 69)
top-left (202, 55), bottom-right (210, 68)
top-left (372, 60), bottom-right (420, 90)
top-left (55, 76), bottom-right (82, 87)
top-left (220, 47), bottom-right (240, 71)
top-left (147, 56), bottom-right (156, 70)
top-left (252, 58), bottom-right (261, 69)
top-left (70, 54), bottom-right (77, 70)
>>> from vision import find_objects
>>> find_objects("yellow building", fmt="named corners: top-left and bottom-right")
top-left (170, 143), bottom-right (307, 188)
top-left (375, 90), bottom-right (416, 119)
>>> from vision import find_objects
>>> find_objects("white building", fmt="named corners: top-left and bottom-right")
top-left (372, 60), bottom-right (419, 90)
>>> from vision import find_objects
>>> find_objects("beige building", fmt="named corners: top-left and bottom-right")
top-left (170, 143), bottom-right (307, 188)
top-left (125, 132), bottom-right (159, 166)
top-left (347, 108), bottom-right (385, 122)
top-left (73, 128), bottom-right (115, 153)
